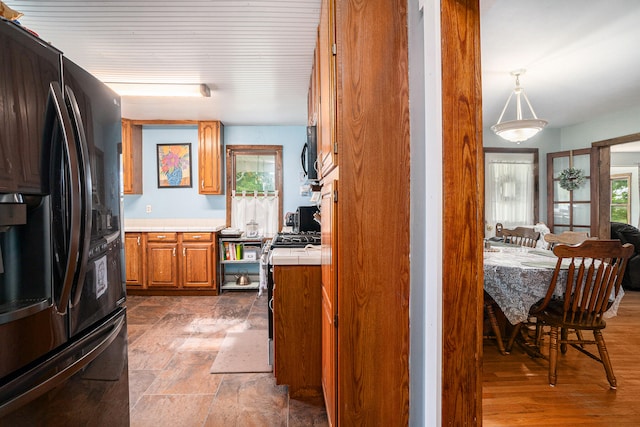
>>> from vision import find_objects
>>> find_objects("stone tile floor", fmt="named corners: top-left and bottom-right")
top-left (126, 292), bottom-right (328, 426)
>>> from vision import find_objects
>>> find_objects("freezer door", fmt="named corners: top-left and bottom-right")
top-left (0, 308), bottom-right (129, 426)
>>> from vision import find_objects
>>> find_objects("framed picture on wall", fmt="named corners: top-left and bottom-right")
top-left (157, 143), bottom-right (192, 188)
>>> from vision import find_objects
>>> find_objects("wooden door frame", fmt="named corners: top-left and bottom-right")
top-left (443, 1), bottom-right (639, 422)
top-left (441, 0), bottom-right (483, 423)
top-left (592, 132), bottom-right (640, 238)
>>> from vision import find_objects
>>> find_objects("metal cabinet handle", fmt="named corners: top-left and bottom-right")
top-left (183, 248), bottom-right (186, 256)
top-left (172, 248), bottom-right (176, 257)
top-left (137, 236), bottom-right (140, 245)
top-left (157, 235), bottom-right (166, 239)
top-left (193, 235), bottom-right (201, 239)
top-left (201, 180), bottom-right (204, 189)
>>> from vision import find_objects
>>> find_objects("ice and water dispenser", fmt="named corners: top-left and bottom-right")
top-left (0, 193), bottom-right (51, 324)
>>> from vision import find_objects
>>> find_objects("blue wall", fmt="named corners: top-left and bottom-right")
top-left (123, 125), bottom-right (311, 220)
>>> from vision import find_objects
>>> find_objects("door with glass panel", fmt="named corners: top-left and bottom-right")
top-left (546, 148), bottom-right (594, 234)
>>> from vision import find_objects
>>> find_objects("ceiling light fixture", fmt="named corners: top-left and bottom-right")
top-left (491, 70), bottom-right (547, 143)
top-left (105, 83), bottom-right (211, 98)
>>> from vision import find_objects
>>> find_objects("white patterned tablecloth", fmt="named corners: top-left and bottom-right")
top-left (483, 246), bottom-right (623, 325)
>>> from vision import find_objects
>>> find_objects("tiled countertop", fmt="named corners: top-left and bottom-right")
top-left (269, 246), bottom-right (321, 265)
top-left (124, 218), bottom-right (226, 232)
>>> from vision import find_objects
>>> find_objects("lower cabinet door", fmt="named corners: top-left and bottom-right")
top-left (181, 243), bottom-right (214, 288)
top-left (146, 243), bottom-right (179, 288)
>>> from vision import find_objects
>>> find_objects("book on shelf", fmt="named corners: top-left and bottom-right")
top-left (222, 242), bottom-right (244, 260)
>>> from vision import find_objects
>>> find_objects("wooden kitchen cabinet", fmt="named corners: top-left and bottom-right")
top-left (121, 119), bottom-right (222, 195)
top-left (121, 118), bottom-right (142, 194)
top-left (317, 0), bottom-right (337, 178)
top-left (320, 180), bottom-right (337, 424)
top-left (198, 121), bottom-right (224, 194)
top-left (124, 232), bottom-right (145, 288)
top-left (273, 265), bottom-right (322, 398)
top-left (126, 231), bottom-right (218, 294)
top-left (146, 232), bottom-right (179, 288)
top-left (181, 232), bottom-right (215, 288)
top-left (314, 0), bottom-right (410, 424)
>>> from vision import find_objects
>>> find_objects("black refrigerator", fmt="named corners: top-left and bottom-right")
top-left (0, 18), bottom-right (129, 425)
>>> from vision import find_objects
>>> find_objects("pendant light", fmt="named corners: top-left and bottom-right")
top-left (491, 70), bottom-right (547, 143)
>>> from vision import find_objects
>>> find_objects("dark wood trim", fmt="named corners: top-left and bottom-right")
top-left (590, 133), bottom-right (640, 238)
top-left (483, 147), bottom-right (540, 224)
top-left (441, 0), bottom-right (483, 424)
top-left (545, 148), bottom-right (592, 232)
top-left (592, 132), bottom-right (640, 147)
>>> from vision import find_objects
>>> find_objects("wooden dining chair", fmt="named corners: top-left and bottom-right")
top-left (529, 239), bottom-right (634, 388)
top-left (502, 227), bottom-right (540, 248)
top-left (544, 231), bottom-right (595, 249)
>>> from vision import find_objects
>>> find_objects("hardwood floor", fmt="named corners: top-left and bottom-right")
top-left (483, 290), bottom-right (640, 426)
top-left (126, 292), bottom-right (328, 426)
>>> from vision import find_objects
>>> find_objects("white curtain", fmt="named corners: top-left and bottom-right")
top-left (485, 161), bottom-right (534, 231)
top-left (231, 191), bottom-right (279, 237)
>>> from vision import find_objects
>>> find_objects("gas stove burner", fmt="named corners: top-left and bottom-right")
top-left (271, 232), bottom-right (321, 248)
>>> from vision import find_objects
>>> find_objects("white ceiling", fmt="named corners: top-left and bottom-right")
top-left (481, 0), bottom-right (640, 130)
top-left (7, 0), bottom-right (640, 128)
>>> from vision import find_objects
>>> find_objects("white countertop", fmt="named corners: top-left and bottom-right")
top-left (124, 218), bottom-right (226, 232)
top-left (269, 246), bottom-right (321, 265)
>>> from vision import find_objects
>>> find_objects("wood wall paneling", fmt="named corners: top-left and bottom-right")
top-left (335, 0), bottom-right (410, 424)
top-left (440, 0), bottom-right (483, 424)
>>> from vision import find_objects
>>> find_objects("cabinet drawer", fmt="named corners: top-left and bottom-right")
top-left (182, 232), bottom-right (212, 242)
top-left (146, 232), bottom-right (178, 242)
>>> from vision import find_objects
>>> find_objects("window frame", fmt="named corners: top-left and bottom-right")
top-left (225, 145), bottom-right (283, 230)
top-left (610, 173), bottom-right (631, 224)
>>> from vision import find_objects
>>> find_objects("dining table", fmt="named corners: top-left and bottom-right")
top-left (483, 242), bottom-right (625, 326)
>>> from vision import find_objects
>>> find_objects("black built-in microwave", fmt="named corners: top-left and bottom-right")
top-left (302, 126), bottom-right (318, 181)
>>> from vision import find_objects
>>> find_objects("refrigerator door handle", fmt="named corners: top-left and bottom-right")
top-left (46, 82), bottom-right (82, 315)
top-left (64, 86), bottom-right (93, 306)
top-left (0, 310), bottom-right (125, 418)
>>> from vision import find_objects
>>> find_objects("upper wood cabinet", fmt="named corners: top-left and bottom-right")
top-left (121, 118), bottom-right (142, 194)
top-left (198, 121), bottom-right (224, 194)
top-left (317, 0), bottom-right (337, 178)
top-left (121, 119), bottom-right (223, 195)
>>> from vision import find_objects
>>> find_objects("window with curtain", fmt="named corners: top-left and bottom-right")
top-left (484, 149), bottom-right (538, 234)
top-left (226, 145), bottom-right (283, 236)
